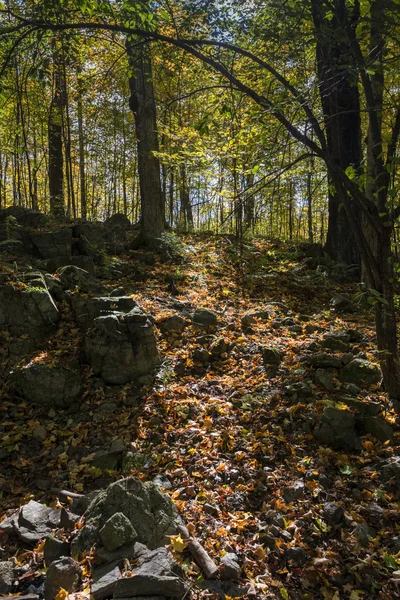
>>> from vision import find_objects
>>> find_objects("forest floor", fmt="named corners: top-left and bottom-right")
top-left (1, 234), bottom-right (400, 600)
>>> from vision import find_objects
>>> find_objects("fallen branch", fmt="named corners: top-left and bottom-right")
top-left (177, 524), bottom-right (219, 579)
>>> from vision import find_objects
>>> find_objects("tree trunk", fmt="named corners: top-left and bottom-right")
top-left (77, 70), bottom-right (87, 219)
top-left (48, 43), bottom-right (65, 218)
top-left (126, 40), bottom-right (164, 240)
top-left (312, 0), bottom-right (361, 265)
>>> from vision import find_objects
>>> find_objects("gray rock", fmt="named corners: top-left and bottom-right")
top-left (380, 457), bottom-right (400, 485)
top-left (339, 396), bottom-right (382, 416)
top-left (198, 580), bottom-right (247, 598)
top-left (343, 382), bottom-right (361, 395)
top-left (323, 331), bottom-right (351, 343)
top-left (354, 523), bottom-right (376, 547)
top-left (314, 407), bottom-right (362, 451)
top-left (330, 294), bottom-right (356, 313)
top-left (306, 353), bottom-right (342, 369)
top-left (71, 295), bottom-right (137, 328)
top-left (220, 553), bottom-right (241, 581)
top-left (286, 547), bottom-right (308, 566)
top-left (0, 284), bottom-right (60, 338)
top-left (45, 255), bottom-right (96, 275)
top-left (341, 352), bottom-right (355, 365)
top-left (60, 508), bottom-right (80, 532)
top-left (192, 308), bottom-right (217, 329)
top-left (91, 562), bottom-right (121, 600)
top-left (99, 512), bottom-right (137, 551)
top-left (323, 502), bottom-right (344, 525)
top-left (241, 310), bottom-right (271, 327)
top-left (43, 273), bottom-right (67, 303)
top-left (159, 315), bottom-right (187, 333)
top-left (30, 228), bottom-right (72, 259)
top-left (210, 337), bottom-right (229, 357)
top-left (110, 287), bottom-right (126, 297)
top-left (44, 536), bottom-right (70, 566)
top-left (260, 346), bottom-right (282, 367)
top-left (193, 347), bottom-right (211, 363)
top-left (285, 381), bottom-right (313, 402)
top-left (340, 358), bottom-right (381, 387)
top-left (0, 205), bottom-right (47, 229)
top-left (0, 560), bottom-right (14, 594)
top-left (113, 547), bottom-right (186, 598)
top-left (44, 557), bottom-right (81, 600)
top-left (95, 541), bottom-right (148, 564)
top-left (11, 500), bottom-right (61, 544)
top-left (359, 416), bottom-right (394, 442)
top-left (314, 368), bottom-right (335, 391)
top-left (57, 264), bottom-right (104, 294)
top-left (322, 337), bottom-right (349, 351)
top-left (73, 477), bottom-right (182, 553)
top-left (10, 363), bottom-right (82, 409)
top-left (84, 310), bottom-right (159, 385)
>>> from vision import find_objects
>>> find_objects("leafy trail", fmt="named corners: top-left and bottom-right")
top-left (1, 236), bottom-right (399, 600)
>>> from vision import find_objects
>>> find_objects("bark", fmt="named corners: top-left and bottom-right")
top-left (48, 43), bottom-right (65, 218)
top-left (311, 0), bottom-right (361, 265)
top-left (126, 40), bottom-right (164, 240)
top-left (77, 72), bottom-right (87, 219)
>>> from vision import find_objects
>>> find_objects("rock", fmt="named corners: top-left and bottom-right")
top-left (314, 368), bottom-right (335, 391)
top-left (74, 221), bottom-right (107, 262)
top-left (220, 553), bottom-right (241, 581)
top-left (285, 381), bottom-right (313, 402)
top-left (342, 352), bottom-right (355, 365)
top-left (159, 315), bottom-right (187, 333)
top-left (330, 294), bottom-right (356, 313)
top-left (10, 363), bottom-right (82, 409)
top-left (56, 265), bottom-right (104, 294)
top-left (340, 358), bottom-right (381, 387)
top-left (30, 228), bottom-right (72, 259)
top-left (45, 255), bottom-right (96, 275)
top-left (347, 329), bottom-right (364, 342)
top-left (193, 347), bottom-right (211, 363)
top-left (32, 425), bottom-right (47, 441)
top-left (286, 547), bottom-right (308, 567)
top-left (104, 213), bottom-right (131, 231)
top-left (71, 294), bottom-right (137, 328)
top-left (84, 310), bottom-right (159, 385)
top-left (323, 331), bottom-right (351, 343)
top-left (354, 523), bottom-right (376, 547)
top-left (44, 536), bottom-right (70, 566)
top-left (60, 508), bottom-right (80, 532)
top-left (339, 396), bottom-right (382, 416)
top-left (43, 274), bottom-right (67, 302)
top-left (113, 547), bottom-right (186, 598)
top-left (306, 353), bottom-right (342, 369)
top-left (343, 382), bottom-right (361, 395)
top-left (198, 580), bottom-right (247, 598)
top-left (260, 346), bottom-right (282, 367)
top-left (323, 502), bottom-right (344, 525)
top-left (0, 561), bottom-right (14, 594)
top-left (9, 501), bottom-right (61, 544)
top-left (91, 562), bottom-right (121, 600)
top-left (110, 287), bottom-right (126, 297)
top-left (90, 451), bottom-right (120, 471)
top-left (210, 337), bottom-right (229, 357)
top-left (359, 416), bottom-right (393, 442)
top-left (96, 541), bottom-right (147, 564)
top-left (0, 205), bottom-right (48, 229)
top-left (380, 457), bottom-right (400, 486)
top-left (289, 324), bottom-right (303, 334)
top-left (322, 337), bottom-right (349, 351)
top-left (314, 407), bottom-right (362, 451)
top-left (72, 477), bottom-right (182, 554)
top-left (241, 310), bottom-right (271, 327)
top-left (192, 308), bottom-right (217, 329)
top-left (363, 502), bottom-right (384, 525)
top-left (44, 557), bottom-right (81, 600)
top-left (0, 284), bottom-right (59, 338)
top-left (99, 512), bottom-right (137, 551)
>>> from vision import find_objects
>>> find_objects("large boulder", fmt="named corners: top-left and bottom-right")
top-left (10, 363), bottom-right (82, 408)
top-left (314, 407), bottom-right (362, 451)
top-left (72, 477), bottom-right (183, 554)
top-left (71, 295), bottom-right (137, 328)
top-left (84, 309), bottom-right (159, 384)
top-left (340, 358), bottom-right (381, 387)
top-left (0, 500), bottom-right (61, 544)
top-left (0, 205), bottom-right (48, 229)
top-left (0, 284), bottom-right (60, 337)
top-left (56, 265), bottom-right (104, 294)
top-left (30, 228), bottom-right (72, 259)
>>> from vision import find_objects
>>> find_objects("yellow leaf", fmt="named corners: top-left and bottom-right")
top-left (254, 545), bottom-right (267, 561)
top-left (55, 588), bottom-right (69, 600)
top-left (280, 587), bottom-right (289, 599)
top-left (169, 534), bottom-right (189, 553)
top-left (204, 416), bottom-right (213, 431)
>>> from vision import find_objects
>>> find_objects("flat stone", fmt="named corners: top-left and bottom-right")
top-left (220, 553), bottom-right (240, 581)
top-left (159, 315), bottom-right (187, 333)
top-left (285, 382), bottom-right (313, 402)
top-left (15, 501), bottom-right (61, 544)
top-left (99, 512), bottom-right (137, 551)
top-left (359, 416), bottom-right (394, 442)
top-left (0, 284), bottom-right (59, 338)
top-left (339, 396), bottom-right (382, 416)
top-left (10, 363), bottom-right (82, 409)
top-left (91, 562), bottom-right (121, 600)
top-left (260, 346), bottom-right (282, 367)
top-left (192, 308), bottom-right (217, 329)
top-left (241, 310), bottom-right (271, 327)
top-left (306, 353), bottom-right (342, 369)
top-left (314, 368), bottom-right (335, 391)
